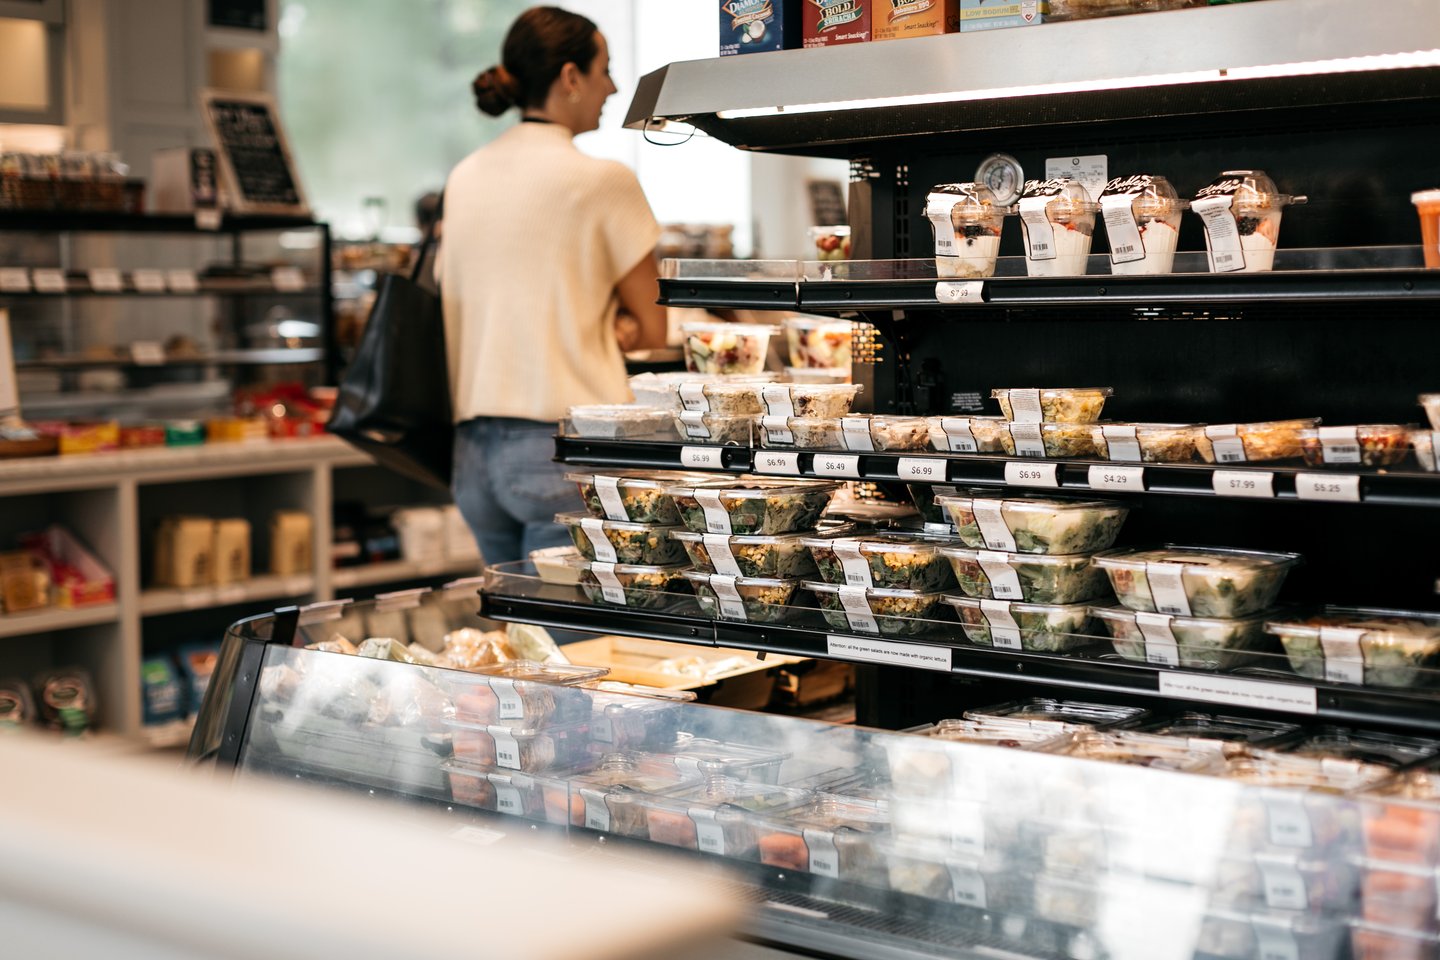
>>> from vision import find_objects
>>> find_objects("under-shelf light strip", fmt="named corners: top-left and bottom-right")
top-left (714, 50), bottom-right (1440, 120)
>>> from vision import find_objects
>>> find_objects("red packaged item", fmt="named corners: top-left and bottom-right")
top-left (803, 0), bottom-right (872, 46)
top-left (19, 526), bottom-right (116, 607)
top-left (119, 424), bottom-right (167, 448)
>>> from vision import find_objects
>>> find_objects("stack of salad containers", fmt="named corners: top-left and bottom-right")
top-left (800, 528), bottom-right (961, 639)
top-left (1352, 759), bottom-right (1440, 957)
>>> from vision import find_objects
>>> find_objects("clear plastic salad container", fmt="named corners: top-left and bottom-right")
top-left (1218, 751), bottom-right (1395, 793)
top-left (944, 596), bottom-right (1096, 652)
top-left (991, 387), bottom-right (1113, 424)
top-left (1098, 175), bottom-right (1190, 276)
top-left (1410, 429), bottom-right (1440, 472)
top-left (1196, 419), bottom-right (1321, 464)
top-left (803, 533), bottom-right (958, 592)
top-left (1129, 713), bottom-right (1302, 751)
top-left (1422, 394), bottom-right (1440, 431)
top-left (584, 689), bottom-right (691, 750)
top-left (963, 698), bottom-right (1147, 730)
top-left (672, 524), bottom-right (855, 579)
top-left (884, 842), bottom-right (1027, 910)
top-left (1277, 727), bottom-right (1440, 770)
top-left (673, 411), bottom-right (757, 445)
top-left (567, 754), bottom-right (707, 836)
top-left (445, 660), bottom-right (607, 725)
top-left (1194, 170), bottom-right (1306, 274)
top-left (566, 470), bottom-right (702, 524)
top-left (783, 317), bottom-right (853, 370)
top-left (631, 776), bottom-right (810, 858)
top-left (1265, 608), bottom-right (1440, 689)
top-left (664, 479), bottom-right (841, 535)
top-left (933, 493), bottom-right (1130, 555)
top-left (925, 416), bottom-right (1012, 454)
top-left (555, 512), bottom-right (687, 565)
top-left (784, 366), bottom-right (851, 385)
top-left (990, 421), bottom-right (1100, 459)
top-left (752, 793), bottom-right (891, 886)
top-left (681, 322), bottom-right (774, 375)
top-left (1090, 423), bottom-right (1202, 463)
top-left (1093, 545), bottom-right (1301, 619)
top-left (1297, 425), bottom-right (1412, 468)
top-left (444, 717), bottom-right (593, 772)
top-left (760, 414), bottom-right (926, 451)
top-left (1014, 177), bottom-right (1100, 278)
top-left (1049, 730), bottom-right (1220, 771)
top-left (1091, 606), bottom-right (1277, 671)
top-left (666, 380), bottom-right (764, 417)
top-left (683, 571), bottom-right (803, 623)
top-left (628, 371), bottom-right (776, 410)
top-left (576, 560), bottom-right (688, 609)
top-left (809, 225), bottom-right (851, 262)
top-left (804, 581), bottom-right (949, 638)
top-left (568, 404), bottom-right (675, 440)
top-left (926, 182), bottom-right (1006, 280)
top-left (941, 546), bottom-right (1108, 604)
top-left (868, 415), bottom-right (932, 452)
top-left (758, 382), bottom-right (862, 419)
top-left (635, 735), bottom-right (790, 784)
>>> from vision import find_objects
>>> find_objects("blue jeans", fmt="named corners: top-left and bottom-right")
top-left (452, 417), bottom-right (578, 567)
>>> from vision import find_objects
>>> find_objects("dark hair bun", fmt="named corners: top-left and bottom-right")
top-left (473, 64), bottom-right (521, 116)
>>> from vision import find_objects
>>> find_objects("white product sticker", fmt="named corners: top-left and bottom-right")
top-left (813, 453), bottom-right (861, 479)
top-left (1265, 799), bottom-right (1313, 847)
top-left (1004, 461), bottom-right (1059, 488)
top-left (680, 446), bottom-right (723, 470)
top-left (836, 586), bottom-right (879, 634)
top-left (707, 574), bottom-right (748, 621)
top-left (195, 207), bottom-right (223, 230)
top-left (1101, 424), bottom-right (1143, 462)
top-left (977, 551), bottom-right (1024, 601)
top-left (898, 457), bottom-right (946, 482)
top-left (754, 451), bottom-right (800, 476)
top-left (1205, 425), bottom-right (1248, 464)
top-left (1088, 464), bottom-right (1145, 492)
top-left (494, 782), bottom-right (524, 816)
top-left (935, 280), bottom-right (984, 303)
top-left (947, 863), bottom-right (989, 909)
top-left (1006, 389), bottom-right (1045, 423)
top-left (979, 599), bottom-right (1023, 649)
top-left (166, 269), bottom-right (199, 294)
top-left (1252, 921), bottom-right (1300, 960)
top-left (594, 476), bottom-right (628, 521)
top-left (1045, 155), bottom-right (1108, 208)
top-left (130, 341), bottom-right (167, 366)
top-left (87, 268), bottom-right (123, 292)
top-left (133, 268), bottom-right (166, 293)
top-left (1296, 473), bottom-right (1361, 503)
top-left (1258, 861), bottom-right (1309, 911)
top-left (1008, 423), bottom-right (1046, 459)
top-left (1101, 194), bottom-right (1146, 264)
top-left (841, 417), bottom-right (876, 452)
top-left (0, 268), bottom-right (32, 292)
top-left (580, 518), bottom-right (618, 563)
top-left (591, 562), bottom-right (627, 605)
top-left (702, 534), bottom-right (743, 577)
top-left (1317, 426), bottom-right (1362, 464)
top-left (760, 384), bottom-right (796, 418)
top-left (831, 539), bottom-right (874, 587)
top-left (1158, 673), bottom-right (1318, 715)
top-left (1318, 626), bottom-right (1366, 685)
top-left (1144, 562), bottom-right (1193, 617)
top-left (690, 807), bottom-right (727, 855)
top-left (492, 728), bottom-right (521, 770)
top-left (271, 265), bottom-right (306, 291)
top-left (694, 489), bottom-right (732, 534)
top-left (489, 678), bottom-right (525, 720)
top-left (678, 410), bottom-right (712, 440)
top-left (1018, 197), bottom-right (1057, 261)
top-left (582, 788), bottom-right (611, 831)
top-left (591, 711), bottom-right (615, 743)
top-left (938, 418), bottom-right (979, 453)
top-left (971, 500), bottom-right (1017, 552)
top-left (1213, 469), bottom-right (1275, 498)
top-left (1192, 194), bottom-right (1245, 273)
top-left (762, 414), bottom-right (795, 447)
top-left (803, 829), bottom-right (840, 878)
top-left (1135, 611), bottom-right (1180, 667)
top-left (678, 381), bottom-right (710, 412)
top-left (31, 268), bottom-right (66, 293)
top-left (826, 634), bottom-right (953, 672)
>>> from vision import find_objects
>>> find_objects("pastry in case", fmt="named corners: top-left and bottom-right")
top-left (1013, 177), bottom-right (1100, 278)
top-left (556, 512), bottom-right (686, 566)
top-left (664, 479), bottom-right (841, 536)
top-left (568, 404), bottom-right (675, 440)
top-left (443, 717), bottom-right (593, 772)
top-left (803, 533), bottom-right (958, 592)
top-left (567, 470), bottom-right (701, 524)
top-left (1098, 175), bottom-right (1189, 276)
top-left (672, 524), bottom-right (855, 578)
top-left (933, 493), bottom-right (1129, 555)
top-left (681, 322), bottom-right (773, 375)
top-left (1093, 546), bottom-right (1301, 619)
top-left (963, 698), bottom-right (1147, 730)
top-left (991, 387), bottom-right (1112, 424)
top-left (804, 581), bottom-right (949, 638)
top-left (783, 317), bottom-right (852, 369)
top-left (444, 660), bottom-right (607, 725)
top-left (1091, 606), bottom-right (1277, 671)
top-left (1297, 425), bottom-right (1412, 468)
top-left (683, 571), bottom-right (803, 623)
top-left (944, 596), bottom-right (1097, 652)
top-left (1265, 608), bottom-right (1440, 689)
top-left (941, 547), bottom-right (1110, 604)
top-left (633, 776), bottom-right (810, 858)
top-left (1090, 423), bottom-right (1201, 463)
top-left (673, 411), bottom-right (757, 446)
top-left (758, 382), bottom-right (862, 419)
top-left (925, 182), bottom-right (1005, 280)
top-left (576, 560), bottom-right (688, 609)
top-left (754, 793), bottom-right (891, 887)
top-left (1196, 419), bottom-right (1320, 463)
top-left (925, 416), bottom-right (1012, 454)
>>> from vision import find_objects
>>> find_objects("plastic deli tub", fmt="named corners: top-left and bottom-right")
top-left (1277, 727), bottom-right (1440, 770)
top-left (555, 512), bottom-right (686, 566)
top-left (1050, 731), bottom-right (1220, 772)
top-left (963, 698), bottom-right (1147, 730)
top-left (783, 317), bottom-right (853, 370)
top-left (630, 777), bottom-right (810, 858)
top-left (635, 736), bottom-right (790, 785)
top-left (944, 596), bottom-right (1096, 653)
top-left (926, 416), bottom-right (1013, 454)
top-left (783, 366), bottom-right (851, 385)
top-left (1195, 419), bottom-right (1321, 464)
top-left (1193, 170), bottom-right (1306, 274)
top-left (907, 482), bottom-right (966, 526)
top-left (760, 414), bottom-right (928, 451)
top-left (803, 533), bottom-right (958, 592)
top-left (667, 381), bottom-right (764, 417)
top-left (805, 581), bottom-right (948, 638)
top-left (444, 718), bottom-right (593, 772)
top-left (664, 479), bottom-right (841, 536)
top-left (753, 794), bottom-right (891, 886)
top-left (681, 322), bottom-right (774, 375)
top-left (809, 225), bottom-right (851, 262)
top-left (1128, 713), bottom-right (1302, 752)
top-left (1192, 911), bottom-right (1345, 960)
top-left (1090, 423), bottom-right (1201, 463)
top-left (1014, 177), bottom-right (1100, 278)
top-left (566, 757), bottom-right (706, 836)
top-left (567, 470), bottom-right (702, 525)
top-left (673, 411), bottom-right (756, 446)
top-left (584, 690), bottom-right (691, 751)
top-left (1098, 175), bottom-right (1190, 276)
top-left (992, 421), bottom-right (1100, 459)
top-left (1091, 606), bottom-right (1277, 671)
top-left (683, 571), bottom-right (803, 623)
top-left (757, 382), bottom-right (862, 419)
top-left (941, 546), bottom-right (1110, 604)
top-left (925, 182), bottom-right (1006, 279)
top-left (1297, 425), bottom-right (1412, 468)
top-left (576, 560), bottom-right (688, 609)
top-left (628, 371), bottom-right (776, 410)
top-left (1093, 545), bottom-right (1301, 619)
top-left (445, 661), bottom-right (607, 726)
top-left (1265, 608), bottom-right (1440, 689)
top-left (442, 759), bottom-right (588, 818)
top-left (934, 493), bottom-right (1130, 555)
top-left (673, 525), bottom-right (854, 579)
top-left (568, 404), bottom-right (675, 440)
top-left (991, 387), bottom-right (1112, 424)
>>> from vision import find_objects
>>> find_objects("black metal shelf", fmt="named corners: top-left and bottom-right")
top-left (0, 211), bottom-right (320, 233)
top-left (16, 348), bottom-right (324, 370)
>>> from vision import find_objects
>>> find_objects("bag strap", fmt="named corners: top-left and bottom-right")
top-left (411, 192), bottom-right (443, 285)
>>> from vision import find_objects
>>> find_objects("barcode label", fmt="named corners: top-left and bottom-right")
top-left (1008, 423), bottom-right (1046, 459)
top-left (977, 551), bottom-right (1024, 601)
top-left (494, 783), bottom-right (524, 815)
top-left (691, 808), bottom-right (726, 855)
top-left (832, 539), bottom-right (874, 587)
top-left (803, 829), bottom-right (840, 878)
top-left (594, 476), bottom-right (628, 521)
top-left (939, 418), bottom-right (978, 453)
top-left (1101, 424), bottom-right (1143, 462)
top-left (1145, 563), bottom-right (1192, 617)
top-left (582, 789), bottom-right (611, 831)
top-left (1101, 193), bottom-right (1147, 264)
top-left (490, 678), bottom-right (526, 720)
top-left (591, 562), bottom-right (627, 605)
top-left (1192, 195), bottom-right (1245, 273)
top-left (703, 534), bottom-right (743, 577)
top-left (694, 489), bottom-right (732, 534)
top-left (707, 574), bottom-right (749, 621)
top-left (1318, 426), bottom-right (1362, 465)
top-left (492, 729), bottom-right (521, 770)
top-left (678, 381), bottom-right (710, 412)
top-left (1135, 611), bottom-right (1180, 667)
top-left (580, 517), bottom-right (618, 563)
top-left (761, 384), bottom-right (796, 418)
top-left (972, 499), bottom-right (1017, 551)
top-left (979, 599), bottom-right (1023, 650)
top-left (837, 586), bottom-right (879, 634)
top-left (1319, 626), bottom-right (1366, 685)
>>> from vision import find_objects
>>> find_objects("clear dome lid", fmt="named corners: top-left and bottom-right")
top-left (1015, 176), bottom-right (1100, 222)
top-left (1195, 170), bottom-right (1307, 212)
top-left (1100, 175), bottom-right (1190, 219)
top-left (925, 182), bottom-right (1003, 223)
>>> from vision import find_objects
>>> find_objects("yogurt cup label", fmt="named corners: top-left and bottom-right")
top-left (1205, 425), bottom-right (1248, 463)
top-left (946, 863), bottom-right (988, 909)
top-left (1134, 612), bottom-right (1180, 667)
top-left (582, 788), bottom-right (611, 831)
top-left (977, 551), bottom-right (1024, 601)
top-left (1008, 422), bottom-right (1046, 458)
top-left (1006, 389), bottom-right (1045, 423)
top-left (804, 828), bottom-right (841, 878)
top-left (694, 489), bottom-right (733, 534)
top-left (580, 518), bottom-right (618, 563)
top-left (678, 410), bottom-right (713, 439)
top-left (837, 586), bottom-right (879, 634)
top-left (591, 561), bottom-right (627, 605)
top-left (707, 574), bottom-right (749, 621)
top-left (761, 414), bottom-right (796, 446)
top-left (1101, 193), bottom-right (1147, 265)
top-left (702, 534), bottom-right (744, 577)
top-left (832, 539), bottom-right (874, 587)
top-left (691, 807), bottom-right (727, 855)
top-left (761, 384), bottom-right (797, 418)
top-left (1101, 424), bottom-right (1143, 462)
top-left (979, 599), bottom-right (1023, 649)
top-left (939, 418), bottom-right (979, 453)
top-left (678, 382), bottom-right (711, 412)
top-left (489, 677), bottom-right (526, 720)
top-left (1318, 626), bottom-right (1366, 685)
top-left (841, 416), bottom-right (876, 452)
top-left (1018, 196), bottom-right (1058, 261)
top-left (1144, 562), bottom-right (1193, 617)
top-left (1193, 194), bottom-right (1246, 273)
top-left (1318, 426), bottom-right (1362, 464)
top-left (594, 477), bottom-right (629, 521)
top-left (971, 500), bottom-right (1017, 552)
top-left (927, 192), bottom-right (960, 257)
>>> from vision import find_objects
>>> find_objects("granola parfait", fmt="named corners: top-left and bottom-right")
top-left (1193, 170), bottom-right (1305, 274)
top-left (925, 182), bottom-right (1005, 279)
top-left (1015, 177), bottom-right (1100, 278)
top-left (1099, 175), bottom-right (1189, 276)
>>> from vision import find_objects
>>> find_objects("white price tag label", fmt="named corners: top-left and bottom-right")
top-left (1008, 423), bottom-right (1046, 459)
top-left (1213, 469), bottom-right (1274, 498)
top-left (680, 446), bottom-right (724, 470)
top-left (582, 788), bottom-right (611, 831)
top-left (1005, 389), bottom-right (1044, 423)
top-left (1319, 626), bottom-right (1366, 685)
top-left (1018, 197), bottom-right (1057, 261)
top-left (87, 268), bottom-right (123, 292)
top-left (494, 782), bottom-right (524, 816)
top-left (1317, 426), bottom-right (1361, 464)
top-left (702, 534), bottom-right (743, 577)
top-left (491, 729), bottom-right (521, 770)
top-left (0, 268), bottom-right (33, 292)
top-left (677, 410), bottom-right (712, 440)
top-left (678, 381), bottom-right (710, 412)
top-left (1265, 798), bottom-right (1314, 848)
top-left (1004, 461), bottom-right (1059, 488)
top-left (271, 265), bottom-right (306, 292)
top-left (813, 453), bottom-right (861, 479)
top-left (694, 489), bottom-right (732, 534)
top-left (935, 280), bottom-right (984, 303)
top-left (1158, 673), bottom-right (1318, 715)
top-left (898, 457), bottom-right (946, 482)
top-left (937, 418), bottom-right (978, 453)
top-left (580, 517), bottom-right (618, 563)
top-left (761, 415), bottom-right (796, 447)
top-left (166, 269), bottom-right (199, 293)
top-left (1101, 194), bottom-right (1146, 264)
top-left (707, 574), bottom-right (749, 621)
top-left (133, 268), bottom-right (167, 293)
top-left (979, 598), bottom-right (1023, 649)
top-left (803, 829), bottom-right (840, 878)
top-left (1193, 194), bottom-right (1245, 273)
top-left (691, 808), bottom-right (727, 855)
top-left (754, 451), bottom-right (800, 475)
top-left (1144, 562), bottom-right (1193, 617)
top-left (836, 586), bottom-right (879, 634)
top-left (1296, 473), bottom-right (1360, 503)
top-left (831, 539), bottom-right (874, 587)
top-left (31, 269), bottom-right (66, 293)
top-left (841, 417), bottom-right (876, 452)
top-left (489, 678), bottom-right (526, 720)
top-left (594, 476), bottom-right (628, 521)
top-left (1258, 861), bottom-right (1309, 911)
top-left (1135, 611), bottom-right (1180, 667)
top-left (591, 562), bottom-right (627, 606)
top-left (130, 341), bottom-right (167, 366)
top-left (760, 384), bottom-right (796, 418)
top-left (946, 863), bottom-right (989, 909)
top-left (971, 500), bottom-right (1017, 552)
top-left (1100, 424), bottom-right (1142, 462)
top-left (977, 551), bottom-right (1024, 601)
top-left (1088, 464), bottom-right (1144, 492)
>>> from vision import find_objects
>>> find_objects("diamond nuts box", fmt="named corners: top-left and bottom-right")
top-left (803, 0), bottom-right (872, 47)
top-left (720, 0), bottom-right (801, 55)
top-left (959, 0), bottom-right (1047, 31)
top-left (874, 0), bottom-right (958, 41)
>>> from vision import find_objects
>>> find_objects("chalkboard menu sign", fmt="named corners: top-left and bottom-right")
top-left (200, 90), bottom-right (309, 216)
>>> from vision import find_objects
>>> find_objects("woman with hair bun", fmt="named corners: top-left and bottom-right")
top-left (441, 6), bottom-right (667, 566)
